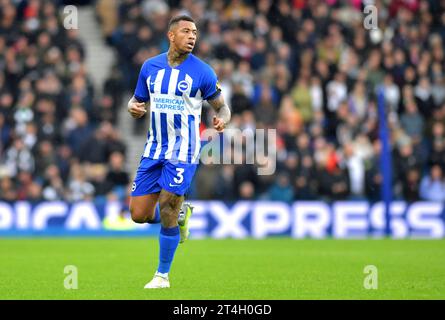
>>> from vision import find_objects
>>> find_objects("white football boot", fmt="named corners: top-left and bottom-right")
top-left (144, 272), bottom-right (170, 289)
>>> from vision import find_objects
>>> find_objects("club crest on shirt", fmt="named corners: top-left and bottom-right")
top-left (177, 80), bottom-right (190, 93)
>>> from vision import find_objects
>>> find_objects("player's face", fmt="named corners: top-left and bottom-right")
top-left (170, 20), bottom-right (197, 53)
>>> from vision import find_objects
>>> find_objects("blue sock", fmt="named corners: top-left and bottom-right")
top-left (148, 204), bottom-right (161, 224)
top-left (157, 226), bottom-right (180, 274)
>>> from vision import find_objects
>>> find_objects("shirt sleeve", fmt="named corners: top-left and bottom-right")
top-left (134, 61), bottom-right (150, 102)
top-left (201, 66), bottom-right (221, 101)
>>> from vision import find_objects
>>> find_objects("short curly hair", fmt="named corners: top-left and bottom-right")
top-left (168, 15), bottom-right (195, 31)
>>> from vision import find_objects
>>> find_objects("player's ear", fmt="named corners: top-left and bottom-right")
top-left (167, 30), bottom-right (175, 43)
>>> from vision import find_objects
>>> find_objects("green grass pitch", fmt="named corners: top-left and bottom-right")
top-left (0, 238), bottom-right (444, 299)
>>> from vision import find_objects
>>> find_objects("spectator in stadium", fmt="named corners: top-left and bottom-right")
top-left (5, 138), bottom-right (34, 176)
top-left (64, 108), bottom-right (94, 156)
top-left (402, 168), bottom-right (421, 202)
top-left (34, 140), bottom-right (57, 174)
top-left (400, 101), bottom-right (425, 144)
top-left (419, 165), bottom-right (445, 202)
top-left (193, 162), bottom-right (220, 200)
top-left (42, 164), bottom-right (65, 201)
top-left (106, 151), bottom-right (130, 201)
top-left (317, 158), bottom-right (351, 201)
top-left (266, 172), bottom-right (294, 202)
top-left (214, 165), bottom-right (236, 201)
top-left (67, 163), bottom-right (95, 202)
top-left (0, 176), bottom-right (17, 201)
top-left (0, 113), bottom-right (11, 153)
top-left (291, 76), bottom-right (312, 124)
top-left (37, 106), bottom-right (62, 144)
top-left (342, 143), bottom-right (366, 200)
top-left (239, 181), bottom-right (256, 200)
top-left (428, 121), bottom-right (445, 169)
top-left (79, 123), bottom-right (112, 164)
top-left (301, 153), bottom-right (319, 197)
top-left (393, 142), bottom-right (423, 187)
top-left (348, 81), bottom-right (368, 122)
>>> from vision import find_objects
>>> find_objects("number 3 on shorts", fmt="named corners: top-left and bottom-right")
top-left (173, 168), bottom-right (185, 184)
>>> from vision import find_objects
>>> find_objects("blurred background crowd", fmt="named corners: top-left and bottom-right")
top-left (1, 0), bottom-right (445, 203)
top-left (0, 0), bottom-right (128, 203)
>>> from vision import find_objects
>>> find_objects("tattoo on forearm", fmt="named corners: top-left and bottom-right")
top-left (216, 103), bottom-right (231, 124)
top-left (209, 97), bottom-right (231, 124)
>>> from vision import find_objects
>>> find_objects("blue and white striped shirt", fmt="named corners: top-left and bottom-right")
top-left (134, 53), bottom-right (220, 164)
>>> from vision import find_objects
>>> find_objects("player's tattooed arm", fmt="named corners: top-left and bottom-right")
top-left (127, 96), bottom-right (149, 119)
top-left (207, 94), bottom-right (231, 132)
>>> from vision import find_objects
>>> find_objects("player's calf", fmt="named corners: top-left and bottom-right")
top-left (159, 190), bottom-right (184, 227)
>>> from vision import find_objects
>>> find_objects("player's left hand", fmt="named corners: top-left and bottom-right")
top-left (213, 116), bottom-right (225, 132)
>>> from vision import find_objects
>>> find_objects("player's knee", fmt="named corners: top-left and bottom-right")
top-left (129, 207), bottom-right (147, 224)
top-left (131, 214), bottom-right (146, 224)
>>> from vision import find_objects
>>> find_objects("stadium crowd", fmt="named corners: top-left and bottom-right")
top-left (1, 0), bottom-right (445, 203)
top-left (0, 0), bottom-right (129, 202)
top-left (98, 0), bottom-right (445, 203)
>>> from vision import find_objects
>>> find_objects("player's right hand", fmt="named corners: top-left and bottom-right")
top-left (128, 101), bottom-right (147, 118)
